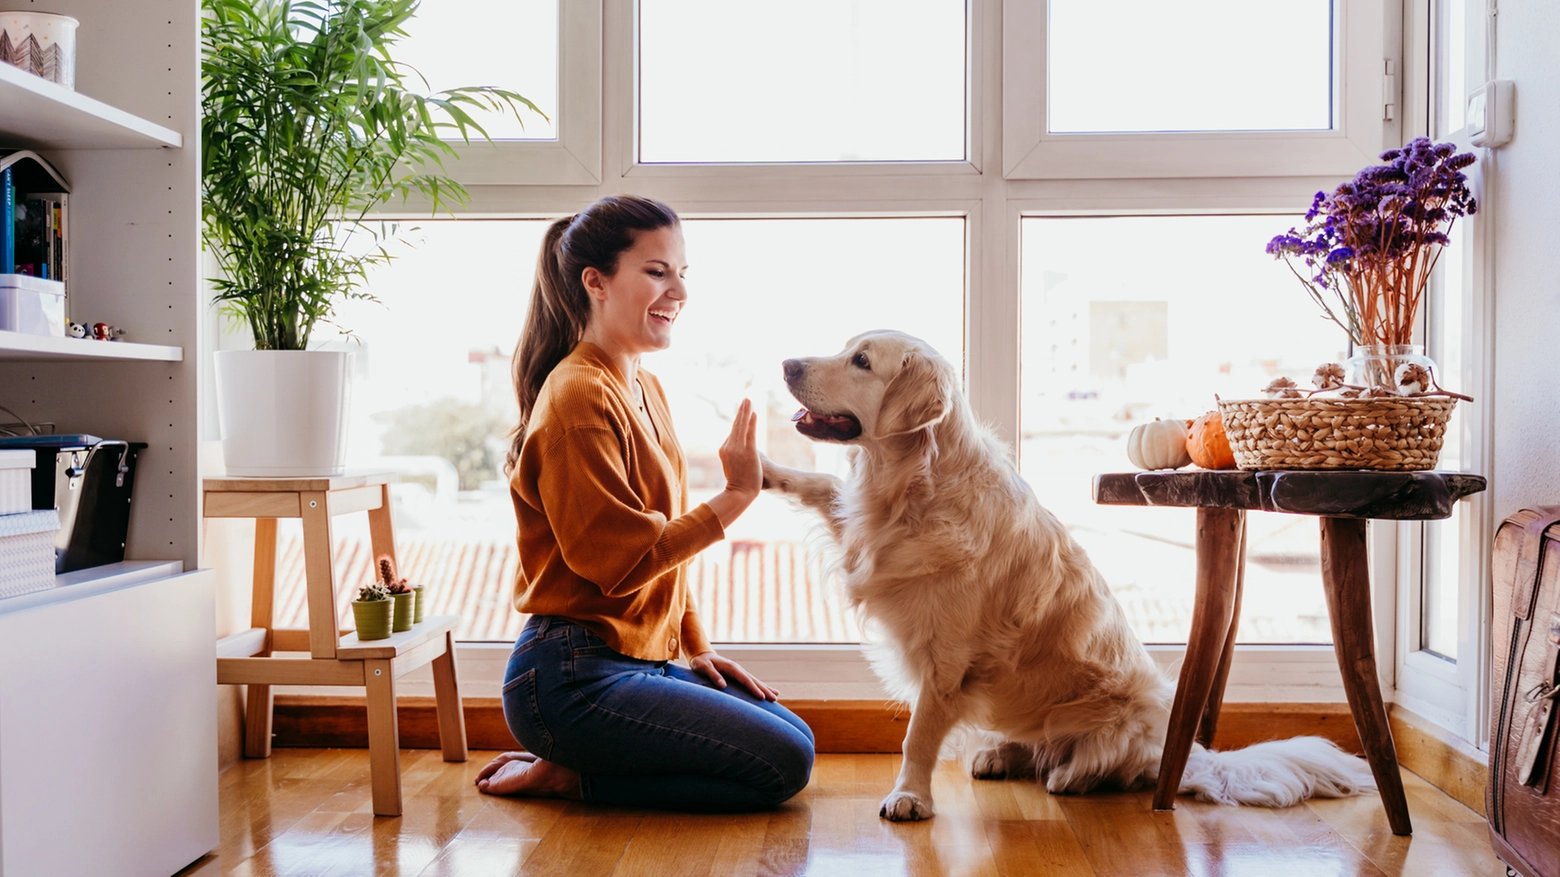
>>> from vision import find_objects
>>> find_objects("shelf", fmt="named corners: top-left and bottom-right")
top-left (0, 560), bottom-right (184, 616)
top-left (0, 63), bottom-right (181, 151)
top-left (0, 330), bottom-right (182, 362)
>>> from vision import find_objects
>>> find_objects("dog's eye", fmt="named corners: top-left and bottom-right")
top-left (852, 352), bottom-right (871, 370)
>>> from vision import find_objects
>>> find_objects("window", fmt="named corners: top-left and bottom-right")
top-left (1047, 0), bottom-right (1332, 134)
top-left (1391, 0), bottom-right (1494, 745)
top-left (1020, 215), bottom-right (1340, 643)
top-left (1004, 0), bottom-right (1389, 178)
top-left (398, 0), bottom-right (601, 184)
top-left (396, 0), bottom-right (559, 141)
top-left (215, 0), bottom-right (1415, 702)
top-left (638, 0), bottom-right (966, 163)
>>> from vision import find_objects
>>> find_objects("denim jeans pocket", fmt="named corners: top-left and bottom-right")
top-left (570, 623), bottom-right (618, 657)
top-left (500, 667), bottom-right (555, 760)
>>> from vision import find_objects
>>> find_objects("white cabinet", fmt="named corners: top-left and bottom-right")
top-left (0, 566), bottom-right (217, 876)
top-left (0, 1), bottom-right (214, 873)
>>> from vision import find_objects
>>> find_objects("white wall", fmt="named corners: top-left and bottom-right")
top-left (1490, 1), bottom-right (1560, 517)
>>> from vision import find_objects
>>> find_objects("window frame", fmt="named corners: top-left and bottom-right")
top-left (322, 0), bottom-right (1424, 707)
top-left (1389, 0), bottom-right (1495, 748)
top-left (1002, 0), bottom-right (1394, 180)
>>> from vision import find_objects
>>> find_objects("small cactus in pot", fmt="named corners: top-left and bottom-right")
top-left (352, 582), bottom-right (393, 641)
top-left (378, 556), bottom-right (416, 632)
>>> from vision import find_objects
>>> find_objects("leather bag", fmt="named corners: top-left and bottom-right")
top-left (1490, 506), bottom-right (1560, 877)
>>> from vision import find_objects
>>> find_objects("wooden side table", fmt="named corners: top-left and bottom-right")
top-left (1094, 469), bottom-right (1487, 836)
top-left (206, 473), bottom-right (469, 817)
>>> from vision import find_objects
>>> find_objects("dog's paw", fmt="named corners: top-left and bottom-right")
top-left (878, 790), bottom-right (935, 821)
top-left (971, 744), bottom-right (1033, 780)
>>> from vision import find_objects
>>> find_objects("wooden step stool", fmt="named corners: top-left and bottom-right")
top-left (207, 473), bottom-right (468, 817)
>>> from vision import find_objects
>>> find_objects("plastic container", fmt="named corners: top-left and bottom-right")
top-left (0, 448), bottom-right (32, 515)
top-left (0, 508), bottom-right (59, 599)
top-left (0, 12), bottom-right (79, 89)
top-left (0, 274), bottom-right (64, 336)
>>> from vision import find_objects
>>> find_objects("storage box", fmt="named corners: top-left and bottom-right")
top-left (0, 435), bottom-right (144, 572)
top-left (0, 509), bottom-right (59, 599)
top-left (0, 274), bottom-right (65, 336)
top-left (0, 449), bottom-right (32, 515)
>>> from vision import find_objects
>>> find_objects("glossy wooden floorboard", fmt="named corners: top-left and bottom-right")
top-left (186, 750), bottom-right (1507, 877)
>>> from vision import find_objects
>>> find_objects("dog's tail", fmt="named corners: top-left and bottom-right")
top-left (1178, 737), bottom-right (1377, 806)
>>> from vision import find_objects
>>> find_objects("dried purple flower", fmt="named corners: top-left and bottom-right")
top-left (1267, 138), bottom-right (1477, 346)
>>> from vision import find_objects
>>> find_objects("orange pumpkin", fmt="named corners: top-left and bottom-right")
top-left (1187, 410), bottom-right (1238, 470)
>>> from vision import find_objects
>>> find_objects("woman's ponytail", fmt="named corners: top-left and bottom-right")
top-left (505, 197), bottom-right (680, 474)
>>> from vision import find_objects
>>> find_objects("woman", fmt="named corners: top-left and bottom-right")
top-left (475, 196), bottom-right (815, 810)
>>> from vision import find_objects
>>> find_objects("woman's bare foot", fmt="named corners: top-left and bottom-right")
top-left (475, 751), bottom-right (582, 799)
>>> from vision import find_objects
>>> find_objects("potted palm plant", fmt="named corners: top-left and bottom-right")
top-left (201, 0), bottom-right (540, 476)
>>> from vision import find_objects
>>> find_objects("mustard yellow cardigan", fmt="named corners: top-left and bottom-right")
top-left (510, 342), bottom-right (723, 660)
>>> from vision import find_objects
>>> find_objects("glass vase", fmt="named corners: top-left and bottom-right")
top-left (1345, 344), bottom-right (1438, 394)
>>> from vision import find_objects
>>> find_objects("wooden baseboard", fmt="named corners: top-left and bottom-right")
top-left (1388, 705), bottom-right (1487, 815)
top-left (264, 697), bottom-right (1485, 811)
top-left (268, 697), bottom-right (1363, 755)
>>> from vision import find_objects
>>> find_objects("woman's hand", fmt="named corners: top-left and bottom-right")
top-left (690, 650), bottom-right (779, 701)
top-left (720, 398), bottom-right (761, 497)
top-left (707, 398), bottom-right (761, 528)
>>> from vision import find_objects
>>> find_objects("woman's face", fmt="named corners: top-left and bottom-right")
top-left (583, 225), bottom-right (689, 359)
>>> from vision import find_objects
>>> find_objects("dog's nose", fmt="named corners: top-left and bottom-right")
top-left (783, 359), bottom-right (805, 382)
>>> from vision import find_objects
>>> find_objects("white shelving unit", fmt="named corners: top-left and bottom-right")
top-left (0, 2), bottom-right (215, 874)
top-left (0, 61), bottom-right (181, 150)
top-left (0, 328), bottom-right (182, 361)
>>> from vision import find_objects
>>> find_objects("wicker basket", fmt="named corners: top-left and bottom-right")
top-left (1218, 395), bottom-right (1457, 471)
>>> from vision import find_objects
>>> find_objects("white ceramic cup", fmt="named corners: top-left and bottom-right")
top-left (0, 11), bottom-right (78, 89)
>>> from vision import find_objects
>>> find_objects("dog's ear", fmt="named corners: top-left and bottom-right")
top-left (878, 349), bottom-right (954, 437)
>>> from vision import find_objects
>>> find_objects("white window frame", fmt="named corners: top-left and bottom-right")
top-left (336, 0), bottom-right (1413, 704)
top-left (1002, 0), bottom-right (1393, 179)
top-left (434, 0), bottom-right (603, 185)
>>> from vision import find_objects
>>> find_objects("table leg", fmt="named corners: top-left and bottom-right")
top-left (1319, 516), bottom-right (1412, 836)
top-left (245, 517), bottom-right (278, 759)
top-left (431, 630), bottom-right (469, 763)
top-left (1154, 506), bottom-right (1244, 811)
top-left (1198, 512), bottom-right (1247, 747)
top-left (301, 491), bottom-right (339, 660)
top-left (365, 658), bottom-right (403, 818)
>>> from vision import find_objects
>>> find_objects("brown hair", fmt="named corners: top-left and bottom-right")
top-left (506, 195), bottom-right (681, 472)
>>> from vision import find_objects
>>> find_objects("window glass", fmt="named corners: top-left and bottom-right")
top-left (1436, 0), bottom-right (1469, 138)
top-left (396, 0), bottom-right (559, 140)
top-left (639, 0), bottom-right (966, 162)
top-left (1021, 215), bottom-right (1346, 644)
top-left (267, 218), bottom-right (964, 643)
top-left (1422, 221), bottom-right (1469, 659)
top-left (1048, 0), bottom-right (1333, 134)
top-left (650, 218), bottom-right (966, 641)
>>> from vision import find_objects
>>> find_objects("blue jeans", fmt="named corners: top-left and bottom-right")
top-left (501, 615), bottom-right (815, 811)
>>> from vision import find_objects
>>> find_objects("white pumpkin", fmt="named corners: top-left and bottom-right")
top-left (1126, 418), bottom-right (1192, 470)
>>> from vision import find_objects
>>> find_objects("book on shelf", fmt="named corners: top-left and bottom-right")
top-left (2, 165), bottom-right (11, 275)
top-left (0, 151), bottom-right (70, 319)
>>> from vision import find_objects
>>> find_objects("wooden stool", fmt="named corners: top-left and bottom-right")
top-left (1094, 469), bottom-right (1487, 837)
top-left (207, 473), bottom-right (468, 817)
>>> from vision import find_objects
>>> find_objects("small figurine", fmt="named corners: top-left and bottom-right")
top-left (66, 321), bottom-right (87, 339)
top-left (90, 323), bottom-right (126, 341)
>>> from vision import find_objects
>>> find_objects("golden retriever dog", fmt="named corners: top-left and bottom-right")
top-left (761, 330), bottom-right (1375, 821)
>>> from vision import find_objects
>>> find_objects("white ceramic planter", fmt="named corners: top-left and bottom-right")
top-left (0, 11), bottom-right (78, 89)
top-left (214, 350), bottom-right (353, 477)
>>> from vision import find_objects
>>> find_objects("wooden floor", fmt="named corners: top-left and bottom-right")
top-left (185, 748), bottom-right (1506, 877)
